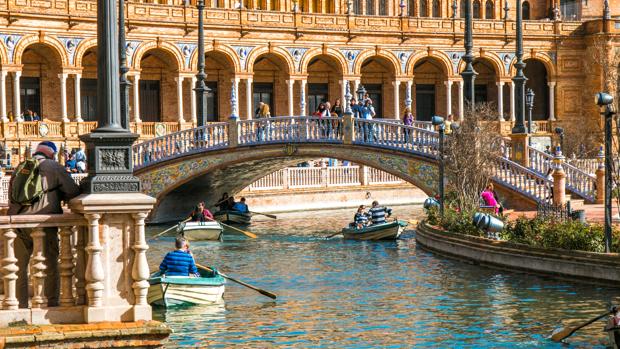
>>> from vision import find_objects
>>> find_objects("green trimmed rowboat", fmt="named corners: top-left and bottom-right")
top-left (214, 210), bottom-right (252, 225)
top-left (341, 220), bottom-right (408, 240)
top-left (147, 268), bottom-right (226, 307)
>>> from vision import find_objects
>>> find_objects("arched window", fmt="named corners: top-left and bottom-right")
top-left (379, 0), bottom-right (387, 15)
top-left (522, 1), bottom-right (530, 20)
top-left (419, 0), bottom-right (428, 16)
top-left (485, 0), bottom-right (493, 18)
top-left (432, 0), bottom-right (440, 17)
top-left (366, 0), bottom-right (375, 14)
top-left (354, 0), bottom-right (361, 13)
top-left (473, 0), bottom-right (481, 18)
top-left (408, 0), bottom-right (416, 15)
top-left (460, 0), bottom-right (466, 18)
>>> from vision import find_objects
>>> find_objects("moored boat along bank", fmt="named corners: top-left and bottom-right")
top-left (415, 221), bottom-right (620, 286)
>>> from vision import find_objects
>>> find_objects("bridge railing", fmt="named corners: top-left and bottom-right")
top-left (491, 156), bottom-right (552, 203)
top-left (133, 122), bottom-right (228, 169)
top-left (353, 118), bottom-right (439, 156)
top-left (238, 116), bottom-right (343, 145)
top-left (528, 146), bottom-right (596, 202)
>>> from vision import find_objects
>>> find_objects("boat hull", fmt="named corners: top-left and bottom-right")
top-left (179, 221), bottom-right (223, 241)
top-left (341, 220), bottom-right (408, 241)
top-left (214, 211), bottom-right (252, 225)
top-left (148, 272), bottom-right (226, 307)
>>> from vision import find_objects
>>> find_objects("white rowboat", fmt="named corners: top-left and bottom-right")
top-left (177, 221), bottom-right (224, 241)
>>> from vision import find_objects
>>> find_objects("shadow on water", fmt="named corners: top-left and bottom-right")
top-left (147, 205), bottom-right (619, 348)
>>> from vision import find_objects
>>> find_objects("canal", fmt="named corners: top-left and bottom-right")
top-left (146, 205), bottom-right (619, 348)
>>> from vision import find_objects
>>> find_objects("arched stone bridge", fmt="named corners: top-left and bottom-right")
top-left (131, 116), bottom-right (580, 223)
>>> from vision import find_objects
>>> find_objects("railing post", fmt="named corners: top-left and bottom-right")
top-left (228, 118), bottom-right (239, 147)
top-left (131, 212), bottom-right (151, 320)
top-left (343, 113), bottom-right (354, 144)
top-left (509, 133), bottom-right (530, 167)
top-left (321, 167), bottom-right (328, 187)
top-left (84, 213), bottom-right (104, 315)
top-left (2, 227), bottom-right (18, 310)
top-left (552, 146), bottom-right (566, 206)
top-left (59, 226), bottom-right (75, 307)
top-left (283, 168), bottom-right (290, 189)
top-left (596, 145), bottom-right (605, 204)
top-left (30, 228), bottom-right (47, 308)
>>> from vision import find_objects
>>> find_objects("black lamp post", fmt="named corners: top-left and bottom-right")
top-left (119, 0), bottom-right (130, 130)
top-left (432, 115), bottom-right (445, 217)
top-left (78, 0), bottom-right (140, 193)
top-left (194, 0), bottom-right (210, 127)
top-left (511, 0), bottom-right (527, 134)
top-left (356, 84), bottom-right (366, 104)
top-left (554, 127), bottom-right (564, 152)
top-left (525, 88), bottom-right (534, 134)
top-left (596, 92), bottom-right (615, 253)
top-left (461, 0), bottom-right (477, 109)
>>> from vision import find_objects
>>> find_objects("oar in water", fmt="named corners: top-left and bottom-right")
top-left (550, 309), bottom-right (614, 342)
top-left (250, 211), bottom-right (277, 219)
top-left (149, 218), bottom-right (191, 241)
top-left (196, 263), bottom-right (276, 300)
top-left (204, 216), bottom-right (257, 239)
top-left (326, 231), bottom-right (342, 238)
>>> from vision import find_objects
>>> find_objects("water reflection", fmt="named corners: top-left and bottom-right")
top-left (147, 205), bottom-right (619, 348)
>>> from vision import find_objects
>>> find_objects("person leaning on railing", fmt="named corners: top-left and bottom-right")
top-left (7, 141), bottom-right (81, 308)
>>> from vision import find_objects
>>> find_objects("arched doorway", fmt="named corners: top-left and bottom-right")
top-left (306, 55), bottom-right (344, 115)
top-left (471, 58), bottom-right (499, 108)
top-left (524, 59), bottom-right (548, 120)
top-left (204, 51), bottom-right (236, 121)
top-left (19, 43), bottom-right (64, 120)
top-left (138, 48), bottom-right (181, 122)
top-left (252, 53), bottom-right (291, 117)
top-left (413, 57), bottom-right (448, 121)
top-left (80, 47), bottom-right (98, 122)
top-left (360, 56), bottom-right (397, 118)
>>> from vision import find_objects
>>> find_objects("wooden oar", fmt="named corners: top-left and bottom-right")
top-left (196, 263), bottom-right (276, 300)
top-left (203, 216), bottom-right (257, 239)
top-left (326, 231), bottom-right (343, 238)
top-left (551, 310), bottom-right (613, 342)
top-left (250, 211), bottom-right (277, 219)
top-left (149, 218), bottom-right (191, 241)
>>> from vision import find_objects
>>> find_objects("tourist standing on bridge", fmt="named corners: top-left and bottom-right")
top-left (256, 102), bottom-right (271, 141)
top-left (368, 201), bottom-right (392, 225)
top-left (402, 107), bottom-right (414, 143)
top-left (331, 99), bottom-right (344, 118)
top-left (8, 141), bottom-right (81, 308)
top-left (360, 100), bottom-right (376, 142)
top-left (350, 98), bottom-right (361, 118)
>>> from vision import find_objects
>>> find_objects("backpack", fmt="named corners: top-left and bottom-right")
top-left (10, 158), bottom-right (44, 206)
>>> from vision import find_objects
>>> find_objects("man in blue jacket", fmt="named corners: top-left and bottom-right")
top-left (159, 237), bottom-right (199, 276)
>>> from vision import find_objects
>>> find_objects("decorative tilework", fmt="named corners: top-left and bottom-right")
top-left (285, 47), bottom-right (309, 72)
top-left (339, 48), bottom-right (362, 72)
top-left (0, 34), bottom-right (22, 63)
top-left (231, 45), bottom-right (256, 70)
top-left (445, 51), bottom-right (464, 75)
top-left (58, 37), bottom-right (84, 65)
top-left (176, 42), bottom-right (197, 69)
top-left (499, 52), bottom-right (515, 73)
top-left (391, 50), bottom-right (414, 74)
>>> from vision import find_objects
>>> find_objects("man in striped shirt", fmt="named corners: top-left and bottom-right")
top-left (159, 237), bottom-right (199, 277)
top-left (368, 201), bottom-right (392, 225)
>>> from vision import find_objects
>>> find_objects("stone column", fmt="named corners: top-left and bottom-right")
top-left (393, 80), bottom-right (400, 119)
top-left (596, 145), bottom-right (605, 204)
top-left (445, 80), bottom-right (453, 117)
top-left (74, 73), bottom-right (83, 122)
top-left (359, 165), bottom-right (369, 186)
top-left (300, 79), bottom-right (307, 116)
top-left (59, 73), bottom-right (69, 122)
top-left (497, 81), bottom-right (504, 121)
top-left (13, 71), bottom-right (21, 122)
top-left (191, 76), bottom-right (197, 123)
top-left (405, 80), bottom-right (413, 108)
top-left (0, 71), bottom-right (7, 122)
top-left (457, 79), bottom-right (464, 121)
top-left (548, 81), bottom-right (556, 121)
top-left (552, 148), bottom-right (566, 206)
top-left (176, 76), bottom-right (184, 123)
top-left (287, 79), bottom-right (295, 116)
top-left (246, 77), bottom-right (253, 120)
top-left (340, 79), bottom-right (347, 106)
top-left (353, 80), bottom-right (360, 99)
top-left (509, 81), bottom-right (516, 121)
top-left (231, 77), bottom-right (239, 118)
top-left (133, 74), bottom-right (141, 122)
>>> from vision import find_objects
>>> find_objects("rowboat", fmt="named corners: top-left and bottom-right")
top-left (147, 268), bottom-right (226, 307)
top-left (214, 210), bottom-right (252, 225)
top-left (177, 221), bottom-right (224, 241)
top-left (341, 220), bottom-right (408, 240)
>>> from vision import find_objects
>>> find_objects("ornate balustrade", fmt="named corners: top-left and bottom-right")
top-left (238, 117), bottom-right (343, 145)
top-left (353, 118), bottom-right (439, 156)
top-left (491, 156), bottom-right (552, 203)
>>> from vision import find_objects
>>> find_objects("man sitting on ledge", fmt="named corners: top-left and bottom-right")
top-left (8, 141), bottom-right (81, 308)
top-left (159, 237), bottom-right (199, 277)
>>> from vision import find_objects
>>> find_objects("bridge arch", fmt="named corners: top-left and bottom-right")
top-left (135, 143), bottom-right (438, 223)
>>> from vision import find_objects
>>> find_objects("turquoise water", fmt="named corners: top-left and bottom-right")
top-left (147, 205), bottom-right (619, 348)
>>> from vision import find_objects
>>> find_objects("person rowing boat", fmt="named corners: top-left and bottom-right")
top-left (189, 202), bottom-right (214, 222)
top-left (368, 201), bottom-right (392, 225)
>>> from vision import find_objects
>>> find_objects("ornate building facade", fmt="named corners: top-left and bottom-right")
top-left (0, 0), bottom-right (617, 153)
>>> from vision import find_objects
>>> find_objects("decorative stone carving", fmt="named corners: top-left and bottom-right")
top-left (125, 40), bottom-right (141, 65)
top-left (99, 148), bottom-right (129, 171)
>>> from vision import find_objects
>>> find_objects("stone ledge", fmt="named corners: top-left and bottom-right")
top-left (415, 221), bottom-right (620, 286)
top-left (0, 320), bottom-right (171, 349)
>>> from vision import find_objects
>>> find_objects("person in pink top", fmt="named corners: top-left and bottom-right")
top-left (481, 183), bottom-right (500, 214)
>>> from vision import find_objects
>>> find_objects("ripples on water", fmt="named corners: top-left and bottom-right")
top-left (146, 205), bottom-right (620, 348)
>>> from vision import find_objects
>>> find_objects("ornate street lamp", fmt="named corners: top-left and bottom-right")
top-left (554, 127), bottom-right (564, 151)
top-left (596, 92), bottom-right (615, 253)
top-left (344, 81), bottom-right (353, 115)
top-left (525, 88), bottom-right (534, 134)
top-left (511, 0), bottom-right (527, 134)
top-left (119, 0), bottom-right (130, 130)
top-left (194, 0), bottom-right (211, 127)
top-left (356, 84), bottom-right (367, 103)
top-left (431, 115), bottom-right (445, 217)
top-left (461, 0), bottom-right (477, 109)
